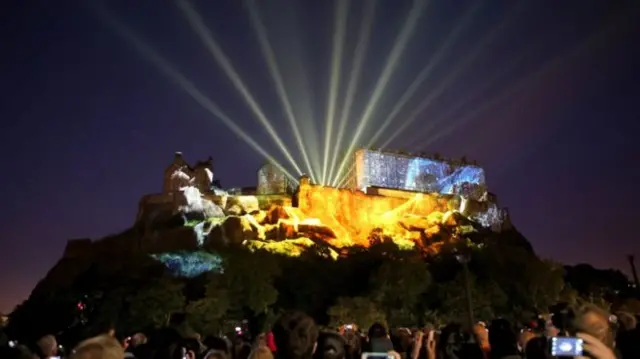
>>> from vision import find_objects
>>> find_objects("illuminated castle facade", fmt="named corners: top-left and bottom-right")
top-left (64, 149), bottom-right (511, 263)
top-left (348, 149), bottom-right (486, 200)
top-left (257, 148), bottom-right (509, 231)
top-left (136, 152), bottom-right (220, 222)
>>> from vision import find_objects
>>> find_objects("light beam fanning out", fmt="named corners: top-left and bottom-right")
top-left (95, 4), bottom-right (297, 181)
top-left (326, 0), bottom-right (376, 188)
top-left (331, 0), bottom-right (429, 187)
top-left (380, 1), bottom-right (526, 149)
top-left (177, 0), bottom-right (303, 177)
top-left (321, 0), bottom-right (350, 185)
top-left (367, 1), bottom-right (483, 148)
top-left (245, 0), bottom-right (318, 183)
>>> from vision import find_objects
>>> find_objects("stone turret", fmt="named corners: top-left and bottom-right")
top-left (162, 152), bottom-right (216, 194)
top-left (193, 157), bottom-right (215, 192)
top-left (163, 152), bottom-right (189, 193)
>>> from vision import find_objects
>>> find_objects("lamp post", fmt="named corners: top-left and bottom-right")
top-left (455, 251), bottom-right (475, 331)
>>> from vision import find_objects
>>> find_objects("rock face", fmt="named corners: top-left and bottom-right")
top-left (175, 186), bottom-right (225, 221)
top-left (62, 178), bottom-right (507, 265)
top-left (224, 195), bottom-right (260, 216)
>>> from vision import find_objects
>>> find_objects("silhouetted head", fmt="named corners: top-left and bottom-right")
top-left (272, 311), bottom-right (319, 359)
top-left (314, 332), bottom-right (346, 359)
top-left (70, 334), bottom-right (124, 359)
top-left (488, 319), bottom-right (519, 358)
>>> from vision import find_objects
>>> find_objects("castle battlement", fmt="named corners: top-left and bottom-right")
top-left (163, 152), bottom-right (219, 194)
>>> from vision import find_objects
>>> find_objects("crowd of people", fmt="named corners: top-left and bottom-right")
top-left (1, 302), bottom-right (639, 359)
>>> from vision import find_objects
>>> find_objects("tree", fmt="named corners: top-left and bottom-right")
top-left (6, 293), bottom-right (78, 343)
top-left (435, 273), bottom-right (507, 324)
top-left (327, 297), bottom-right (387, 330)
top-left (518, 259), bottom-right (566, 312)
top-left (186, 283), bottom-right (229, 336)
top-left (369, 257), bottom-right (431, 326)
top-left (474, 239), bottom-right (565, 314)
top-left (215, 248), bottom-right (280, 316)
top-left (126, 277), bottom-right (186, 330)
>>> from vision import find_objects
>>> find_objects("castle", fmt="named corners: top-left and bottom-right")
top-left (63, 149), bottom-right (510, 260)
top-left (136, 152), bottom-right (221, 222)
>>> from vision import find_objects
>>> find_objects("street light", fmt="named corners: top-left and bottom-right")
top-left (455, 248), bottom-right (475, 331)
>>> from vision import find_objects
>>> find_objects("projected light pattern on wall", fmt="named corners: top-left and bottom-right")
top-left (151, 251), bottom-right (223, 278)
top-left (471, 202), bottom-right (501, 228)
top-left (258, 163), bottom-right (296, 195)
top-left (356, 149), bottom-right (487, 199)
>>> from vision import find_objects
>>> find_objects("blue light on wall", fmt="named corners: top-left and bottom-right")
top-left (151, 251), bottom-right (223, 278)
top-left (360, 150), bottom-right (486, 198)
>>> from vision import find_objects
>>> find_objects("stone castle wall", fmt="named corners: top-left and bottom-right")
top-left (295, 177), bottom-right (505, 245)
top-left (296, 177), bottom-right (455, 245)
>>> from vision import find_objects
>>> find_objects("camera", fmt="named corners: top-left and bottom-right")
top-left (550, 337), bottom-right (583, 357)
top-left (361, 353), bottom-right (394, 359)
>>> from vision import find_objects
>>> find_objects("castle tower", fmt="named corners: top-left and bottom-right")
top-left (193, 156), bottom-right (215, 193)
top-left (163, 152), bottom-right (190, 193)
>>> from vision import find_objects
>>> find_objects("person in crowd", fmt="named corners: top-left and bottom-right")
top-left (266, 332), bottom-right (277, 354)
top-left (205, 349), bottom-right (230, 359)
top-left (572, 304), bottom-right (618, 359)
top-left (366, 323), bottom-right (392, 353)
top-left (522, 334), bottom-right (549, 359)
top-left (528, 303), bottom-right (617, 359)
top-left (409, 329), bottom-right (424, 359)
top-left (437, 323), bottom-right (483, 359)
top-left (576, 332), bottom-right (616, 359)
top-left (389, 328), bottom-right (411, 359)
top-left (36, 335), bottom-right (58, 359)
top-left (614, 311), bottom-right (636, 332)
top-left (249, 334), bottom-right (274, 359)
top-left (516, 329), bottom-right (536, 355)
top-left (124, 333), bottom-right (147, 358)
top-left (235, 341), bottom-right (253, 359)
top-left (342, 327), bottom-right (360, 359)
top-left (410, 329), bottom-right (435, 359)
top-left (487, 319), bottom-right (520, 359)
top-left (313, 332), bottom-right (345, 359)
top-left (203, 335), bottom-right (232, 358)
top-left (250, 345), bottom-right (274, 359)
top-left (70, 334), bottom-right (124, 359)
top-left (473, 322), bottom-right (490, 358)
top-left (271, 311), bottom-right (319, 359)
top-left (615, 310), bottom-right (640, 359)
top-left (573, 304), bottom-right (615, 350)
top-left (255, 333), bottom-right (267, 348)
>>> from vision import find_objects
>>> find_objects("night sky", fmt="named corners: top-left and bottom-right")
top-left (1, 0), bottom-right (639, 313)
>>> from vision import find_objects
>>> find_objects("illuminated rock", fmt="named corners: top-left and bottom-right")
top-left (193, 180), bottom-right (491, 256)
top-left (251, 209), bottom-right (268, 225)
top-left (224, 195), bottom-right (260, 215)
top-left (175, 186), bottom-right (224, 221)
top-left (174, 152), bottom-right (510, 257)
top-left (204, 215), bottom-right (257, 247)
top-left (263, 205), bottom-right (291, 224)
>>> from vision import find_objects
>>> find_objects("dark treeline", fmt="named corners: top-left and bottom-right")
top-left (4, 228), bottom-right (637, 348)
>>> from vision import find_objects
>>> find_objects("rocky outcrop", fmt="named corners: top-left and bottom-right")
top-left (175, 186), bottom-right (225, 221)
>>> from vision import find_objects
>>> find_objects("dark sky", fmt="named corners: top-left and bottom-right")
top-left (1, 0), bottom-right (639, 313)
